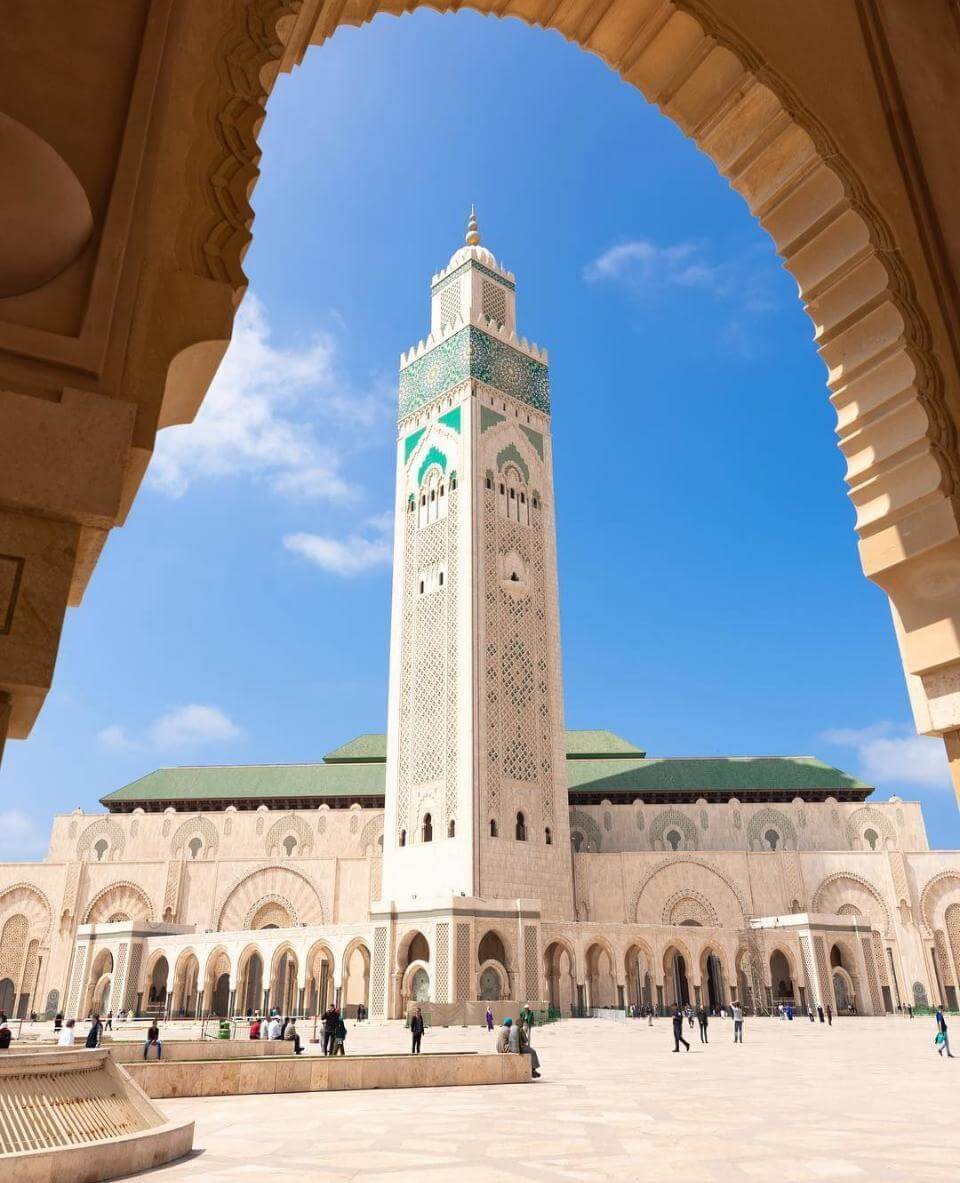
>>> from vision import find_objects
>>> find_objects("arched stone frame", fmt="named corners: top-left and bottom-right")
top-left (265, 814), bottom-right (313, 859)
top-left (827, 937), bottom-right (862, 1012)
top-left (698, 942), bottom-right (730, 1011)
top-left (477, 958), bottom-right (508, 1001)
top-left (359, 815), bottom-right (385, 856)
top-left (845, 806), bottom-right (896, 851)
top-left (661, 888), bottom-right (719, 928)
top-left (413, 796), bottom-right (439, 846)
top-left (767, 943), bottom-right (799, 1004)
top-left (267, 941), bottom-right (299, 1015)
top-left (475, 926), bottom-right (515, 998)
top-left (170, 947), bottom-right (201, 1017)
top-left (0, 883), bottom-right (52, 947)
top-left (831, 963), bottom-right (857, 1012)
top-left (401, 959), bottom-right (431, 1006)
top-left (236, 943), bottom-right (267, 1015)
top-left (141, 949), bottom-right (171, 1009)
top-left (568, 810), bottom-right (602, 853)
top-left (649, 809), bottom-right (699, 852)
top-left (83, 881), bottom-right (155, 925)
top-left (216, 863), bottom-right (325, 931)
top-left (202, 946), bottom-right (232, 1017)
top-left (812, 872), bottom-right (891, 935)
top-left (745, 808), bottom-right (798, 852)
top-left (919, 871), bottom-right (960, 934)
top-left (623, 937), bottom-right (656, 1010)
top-left (305, 940), bottom-right (336, 1015)
top-left (661, 937), bottom-right (696, 1010)
top-left (170, 815), bottom-right (220, 860)
top-left (339, 937), bottom-right (371, 1016)
top-left (631, 858), bottom-right (750, 927)
top-left (76, 817), bottom-right (125, 862)
top-left (82, 947), bottom-right (114, 1018)
top-left (583, 936), bottom-right (619, 1009)
top-left (543, 935), bottom-right (578, 1012)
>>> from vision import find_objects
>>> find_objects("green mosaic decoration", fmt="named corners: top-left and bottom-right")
top-left (480, 406), bottom-right (507, 434)
top-left (399, 326), bottom-right (549, 420)
top-left (431, 259), bottom-right (516, 294)
top-left (404, 427), bottom-right (426, 462)
top-left (519, 424), bottom-right (544, 459)
top-left (438, 407), bottom-right (461, 433)
top-left (417, 445), bottom-right (447, 486)
top-left (496, 443), bottom-right (529, 483)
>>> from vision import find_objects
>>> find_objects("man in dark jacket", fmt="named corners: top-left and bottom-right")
top-left (321, 1006), bottom-right (338, 1056)
top-left (410, 1006), bottom-right (425, 1054)
top-left (85, 1014), bottom-right (103, 1048)
top-left (672, 1009), bottom-right (690, 1053)
top-left (696, 1005), bottom-right (708, 1043)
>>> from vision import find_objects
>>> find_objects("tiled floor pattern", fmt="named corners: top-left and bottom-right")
top-left (133, 1016), bottom-right (956, 1181)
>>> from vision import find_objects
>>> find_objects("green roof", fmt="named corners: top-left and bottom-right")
top-left (101, 728), bottom-right (870, 809)
top-left (321, 729), bottom-right (645, 764)
top-left (566, 755), bottom-right (870, 798)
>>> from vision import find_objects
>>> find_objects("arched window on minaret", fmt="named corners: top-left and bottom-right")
top-left (418, 466), bottom-right (449, 528)
top-left (545, 827), bottom-right (552, 845)
top-left (515, 812), bottom-right (527, 842)
top-left (422, 813), bottom-right (433, 843)
top-left (499, 464), bottom-right (530, 526)
top-left (399, 830), bottom-right (406, 847)
top-left (489, 819), bottom-right (498, 838)
top-left (448, 819), bottom-right (455, 838)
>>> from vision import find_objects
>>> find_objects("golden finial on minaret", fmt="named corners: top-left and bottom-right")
top-left (465, 204), bottom-right (481, 246)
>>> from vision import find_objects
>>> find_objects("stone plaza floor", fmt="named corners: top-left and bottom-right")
top-left (141, 1015), bottom-right (955, 1182)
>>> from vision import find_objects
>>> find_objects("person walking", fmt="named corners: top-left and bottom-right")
top-left (935, 1006), bottom-right (954, 1057)
top-left (85, 1014), bottom-right (103, 1048)
top-left (105, 1011), bottom-right (113, 1032)
top-left (817, 1005), bottom-right (824, 1023)
top-left (647, 1005), bottom-right (653, 1027)
top-left (732, 1002), bottom-right (744, 1044)
top-left (697, 1005), bottom-right (708, 1044)
top-left (672, 1009), bottom-right (690, 1053)
top-left (485, 1006), bottom-right (494, 1032)
top-left (143, 1022), bottom-right (162, 1060)
top-left (410, 1006), bottom-right (425, 1054)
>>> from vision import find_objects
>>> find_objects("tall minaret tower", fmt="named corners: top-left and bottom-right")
top-left (381, 210), bottom-right (573, 926)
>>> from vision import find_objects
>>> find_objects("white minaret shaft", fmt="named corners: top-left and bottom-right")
top-left (382, 211), bottom-right (573, 919)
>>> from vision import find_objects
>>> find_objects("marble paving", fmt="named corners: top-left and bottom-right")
top-left (134, 1016), bottom-right (956, 1181)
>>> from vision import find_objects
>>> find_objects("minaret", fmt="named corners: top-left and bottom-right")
top-left (382, 210), bottom-right (573, 921)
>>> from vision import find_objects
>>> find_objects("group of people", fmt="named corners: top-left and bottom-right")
top-left (248, 1012), bottom-right (304, 1054)
top-left (495, 1016), bottom-right (541, 1077)
top-left (671, 1004), bottom-right (744, 1050)
top-left (320, 1006), bottom-right (348, 1055)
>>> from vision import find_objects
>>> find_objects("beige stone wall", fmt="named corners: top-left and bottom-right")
top-left (570, 799), bottom-right (928, 854)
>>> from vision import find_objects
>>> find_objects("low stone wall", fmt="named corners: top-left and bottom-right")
top-left (108, 1039), bottom-right (288, 1064)
top-left (124, 1051), bottom-right (531, 1098)
top-left (0, 1049), bottom-right (193, 1182)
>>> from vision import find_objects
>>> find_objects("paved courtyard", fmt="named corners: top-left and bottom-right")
top-left (142, 1016), bottom-right (955, 1182)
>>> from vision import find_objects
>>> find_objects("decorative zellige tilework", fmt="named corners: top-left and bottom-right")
top-left (399, 327), bottom-right (549, 419)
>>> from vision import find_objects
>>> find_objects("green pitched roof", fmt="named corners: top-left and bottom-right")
top-left (566, 755), bottom-right (870, 798)
top-left (100, 733), bottom-right (870, 809)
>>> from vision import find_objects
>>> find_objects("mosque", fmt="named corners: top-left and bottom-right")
top-left (2, 213), bottom-right (960, 1026)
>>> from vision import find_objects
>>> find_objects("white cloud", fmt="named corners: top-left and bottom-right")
top-left (97, 724), bottom-right (139, 751)
top-left (99, 704), bottom-right (243, 753)
top-left (149, 705), bottom-right (243, 749)
top-left (0, 809), bottom-right (47, 860)
top-left (148, 293), bottom-right (386, 502)
top-left (283, 512), bottom-right (393, 578)
top-left (584, 240), bottom-right (718, 289)
top-left (822, 722), bottom-right (951, 791)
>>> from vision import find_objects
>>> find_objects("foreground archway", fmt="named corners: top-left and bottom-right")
top-left (3, 2), bottom-right (960, 809)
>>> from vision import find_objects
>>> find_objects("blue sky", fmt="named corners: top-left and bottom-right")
top-left (2, 10), bottom-right (957, 856)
